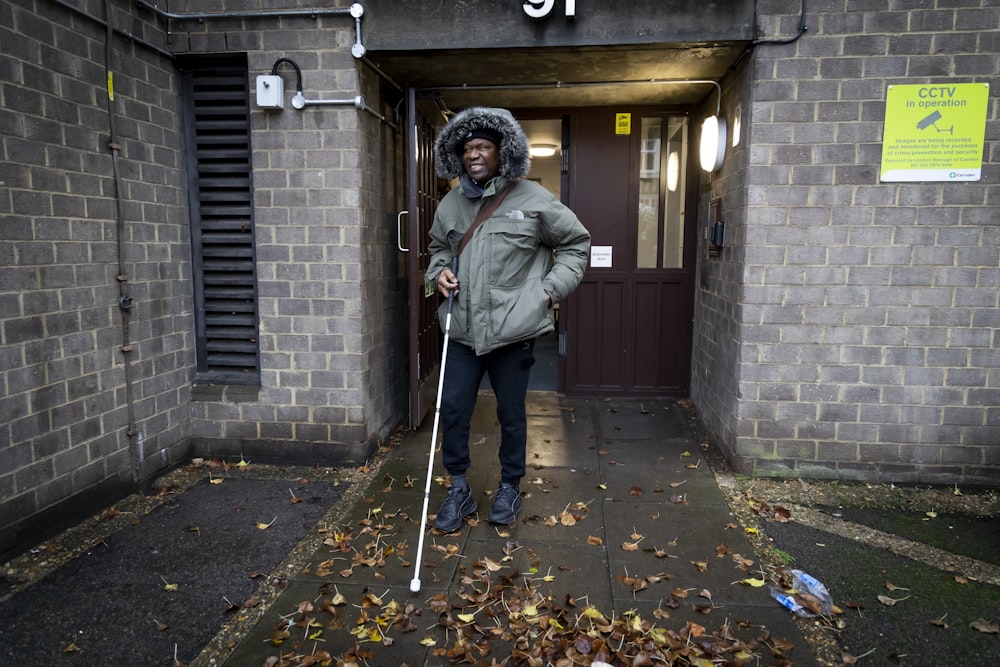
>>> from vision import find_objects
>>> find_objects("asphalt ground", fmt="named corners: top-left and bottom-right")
top-left (1, 393), bottom-right (997, 666)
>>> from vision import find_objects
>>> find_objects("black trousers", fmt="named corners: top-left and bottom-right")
top-left (439, 338), bottom-right (536, 486)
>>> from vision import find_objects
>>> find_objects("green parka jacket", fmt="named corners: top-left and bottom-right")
top-left (427, 179), bottom-right (591, 356)
top-left (426, 107), bottom-right (590, 356)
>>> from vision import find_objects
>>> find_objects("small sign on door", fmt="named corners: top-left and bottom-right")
top-left (590, 245), bottom-right (612, 268)
top-left (615, 113), bottom-right (631, 135)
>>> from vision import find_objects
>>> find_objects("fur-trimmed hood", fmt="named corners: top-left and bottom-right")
top-left (434, 107), bottom-right (531, 189)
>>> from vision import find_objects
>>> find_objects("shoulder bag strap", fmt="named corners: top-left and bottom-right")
top-left (456, 183), bottom-right (516, 257)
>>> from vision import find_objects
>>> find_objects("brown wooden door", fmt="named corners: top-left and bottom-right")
top-left (564, 108), bottom-right (695, 395)
top-left (406, 88), bottom-right (442, 426)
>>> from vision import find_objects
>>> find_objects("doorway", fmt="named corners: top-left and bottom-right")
top-left (406, 103), bottom-right (696, 425)
top-left (562, 108), bottom-right (695, 395)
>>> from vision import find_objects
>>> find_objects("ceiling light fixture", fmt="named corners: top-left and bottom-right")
top-left (529, 143), bottom-right (558, 158)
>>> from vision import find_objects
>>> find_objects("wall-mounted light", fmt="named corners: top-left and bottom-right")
top-left (731, 104), bottom-right (742, 148)
top-left (529, 144), bottom-right (558, 158)
top-left (666, 151), bottom-right (680, 192)
top-left (699, 115), bottom-right (727, 172)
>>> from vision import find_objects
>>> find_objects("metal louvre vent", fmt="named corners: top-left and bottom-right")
top-left (181, 55), bottom-right (260, 383)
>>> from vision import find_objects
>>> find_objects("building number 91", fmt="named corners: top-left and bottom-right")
top-left (523, 0), bottom-right (576, 19)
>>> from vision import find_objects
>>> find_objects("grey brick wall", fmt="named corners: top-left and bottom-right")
top-left (173, 3), bottom-right (408, 458)
top-left (1, 0), bottom-right (192, 558)
top-left (693, 1), bottom-right (999, 484)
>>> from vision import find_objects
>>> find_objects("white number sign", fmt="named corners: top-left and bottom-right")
top-left (523, 0), bottom-right (576, 19)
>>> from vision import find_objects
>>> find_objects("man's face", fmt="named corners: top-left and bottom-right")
top-left (463, 139), bottom-right (500, 183)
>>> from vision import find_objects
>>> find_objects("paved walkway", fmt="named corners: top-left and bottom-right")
top-left (222, 393), bottom-right (813, 665)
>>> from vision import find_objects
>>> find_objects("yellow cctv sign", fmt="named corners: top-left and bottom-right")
top-left (880, 82), bottom-right (989, 182)
top-left (615, 113), bottom-right (631, 135)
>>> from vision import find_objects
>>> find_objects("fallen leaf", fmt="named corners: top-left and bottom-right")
top-left (877, 594), bottom-right (909, 606)
top-left (970, 618), bottom-right (999, 635)
top-left (482, 557), bottom-right (504, 572)
top-left (930, 615), bottom-right (949, 628)
top-left (738, 578), bottom-right (766, 587)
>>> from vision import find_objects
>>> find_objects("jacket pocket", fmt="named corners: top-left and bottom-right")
top-left (486, 218), bottom-right (540, 287)
top-left (487, 280), bottom-right (550, 344)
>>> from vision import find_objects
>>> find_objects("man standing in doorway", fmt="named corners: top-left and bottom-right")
top-left (426, 107), bottom-right (591, 531)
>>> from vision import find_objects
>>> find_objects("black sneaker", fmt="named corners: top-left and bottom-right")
top-left (433, 485), bottom-right (477, 532)
top-left (488, 482), bottom-right (523, 525)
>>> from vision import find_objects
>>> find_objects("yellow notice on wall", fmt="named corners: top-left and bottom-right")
top-left (880, 82), bottom-right (988, 182)
top-left (615, 113), bottom-right (631, 135)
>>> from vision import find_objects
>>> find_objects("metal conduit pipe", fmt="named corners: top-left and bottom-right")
top-left (297, 94), bottom-right (398, 131)
top-left (360, 56), bottom-right (404, 95)
top-left (48, 0), bottom-right (174, 60)
top-left (133, 0), bottom-right (357, 21)
top-left (426, 78), bottom-right (724, 115)
top-left (133, 2), bottom-right (367, 59)
top-left (357, 98), bottom-right (399, 131)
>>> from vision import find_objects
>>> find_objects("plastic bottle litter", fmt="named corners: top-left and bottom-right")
top-left (770, 570), bottom-right (833, 617)
top-left (791, 569), bottom-right (833, 615)
top-left (769, 588), bottom-right (813, 617)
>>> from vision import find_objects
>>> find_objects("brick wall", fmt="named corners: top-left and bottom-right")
top-left (691, 55), bottom-right (754, 469)
top-left (694, 0), bottom-right (999, 484)
top-left (169, 2), bottom-right (408, 459)
top-left (1, 0), bottom-right (408, 560)
top-left (0, 0), bottom-right (192, 558)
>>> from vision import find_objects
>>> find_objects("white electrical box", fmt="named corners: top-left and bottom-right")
top-left (256, 75), bottom-right (284, 110)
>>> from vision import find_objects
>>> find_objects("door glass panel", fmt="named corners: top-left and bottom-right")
top-left (636, 116), bottom-right (688, 269)
top-left (636, 118), bottom-right (661, 269)
top-left (662, 117), bottom-right (687, 269)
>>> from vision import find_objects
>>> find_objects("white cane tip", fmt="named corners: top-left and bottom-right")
top-left (409, 579), bottom-right (421, 593)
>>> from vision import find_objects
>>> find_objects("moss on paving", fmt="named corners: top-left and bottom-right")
top-left (766, 521), bottom-right (1000, 667)
top-left (815, 506), bottom-right (1000, 567)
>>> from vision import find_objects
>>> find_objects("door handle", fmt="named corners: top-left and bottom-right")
top-left (397, 210), bottom-right (409, 252)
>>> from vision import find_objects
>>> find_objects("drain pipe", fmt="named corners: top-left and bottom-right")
top-left (103, 0), bottom-right (141, 483)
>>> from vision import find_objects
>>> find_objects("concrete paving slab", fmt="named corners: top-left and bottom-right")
top-left (598, 454), bottom-right (723, 504)
top-left (221, 579), bottom-right (441, 666)
top-left (594, 399), bottom-right (691, 440)
top-left (9, 393), bottom-right (995, 667)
